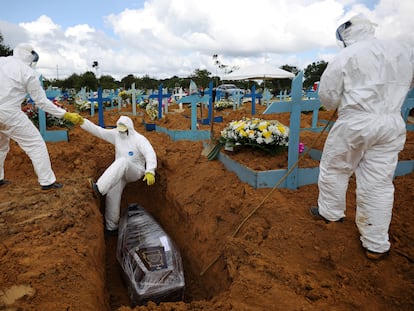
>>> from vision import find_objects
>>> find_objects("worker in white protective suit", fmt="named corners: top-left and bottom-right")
top-left (310, 15), bottom-right (414, 260)
top-left (0, 43), bottom-right (84, 190)
top-left (81, 115), bottom-right (157, 236)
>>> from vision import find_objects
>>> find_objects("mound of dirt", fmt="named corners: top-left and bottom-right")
top-left (0, 102), bottom-right (413, 311)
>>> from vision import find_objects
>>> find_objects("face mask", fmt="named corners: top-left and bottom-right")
top-left (117, 123), bottom-right (129, 135)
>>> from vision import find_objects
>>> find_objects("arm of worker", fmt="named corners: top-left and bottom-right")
top-left (25, 71), bottom-right (83, 125)
top-left (26, 74), bottom-right (67, 118)
top-left (138, 137), bottom-right (157, 185)
top-left (140, 140), bottom-right (157, 175)
top-left (318, 60), bottom-right (344, 111)
top-left (80, 118), bottom-right (116, 144)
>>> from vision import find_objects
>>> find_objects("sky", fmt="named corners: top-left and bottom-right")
top-left (0, 0), bottom-right (413, 81)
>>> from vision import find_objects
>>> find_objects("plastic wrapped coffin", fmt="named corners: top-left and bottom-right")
top-left (116, 203), bottom-right (185, 306)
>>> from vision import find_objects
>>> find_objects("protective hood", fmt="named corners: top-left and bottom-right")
top-left (336, 15), bottom-right (377, 48)
top-left (116, 116), bottom-right (135, 133)
top-left (13, 43), bottom-right (39, 67)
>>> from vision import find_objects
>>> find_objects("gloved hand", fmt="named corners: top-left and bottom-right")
top-left (143, 173), bottom-right (155, 186)
top-left (63, 112), bottom-right (84, 125)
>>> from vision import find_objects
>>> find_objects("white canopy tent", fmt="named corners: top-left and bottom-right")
top-left (222, 63), bottom-right (295, 105)
top-left (222, 63), bottom-right (295, 81)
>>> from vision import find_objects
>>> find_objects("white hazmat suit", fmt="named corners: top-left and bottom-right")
top-left (0, 43), bottom-right (81, 188)
top-left (316, 15), bottom-right (414, 254)
top-left (81, 116), bottom-right (157, 231)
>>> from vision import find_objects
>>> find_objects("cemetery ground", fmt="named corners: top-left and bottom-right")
top-left (0, 102), bottom-right (413, 311)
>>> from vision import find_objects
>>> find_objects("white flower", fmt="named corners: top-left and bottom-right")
top-left (256, 136), bottom-right (265, 144)
top-left (219, 117), bottom-right (289, 154)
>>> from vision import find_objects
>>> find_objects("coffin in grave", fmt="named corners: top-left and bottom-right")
top-left (116, 203), bottom-right (185, 306)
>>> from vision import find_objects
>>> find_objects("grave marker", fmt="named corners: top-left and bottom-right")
top-left (219, 71), bottom-right (414, 189)
top-left (37, 78), bottom-right (68, 142)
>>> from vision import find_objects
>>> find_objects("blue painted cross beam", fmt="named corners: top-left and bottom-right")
top-left (263, 71), bottom-right (322, 189)
top-left (217, 73), bottom-right (414, 189)
top-left (229, 90), bottom-right (244, 110)
top-left (202, 81), bottom-right (224, 125)
top-left (35, 76), bottom-right (68, 142)
top-left (261, 88), bottom-right (272, 106)
top-left (148, 84), bottom-right (171, 120)
top-left (127, 83), bottom-right (146, 116)
top-left (128, 83), bottom-right (139, 116)
top-left (88, 87), bottom-right (114, 128)
top-left (176, 93), bottom-right (210, 131)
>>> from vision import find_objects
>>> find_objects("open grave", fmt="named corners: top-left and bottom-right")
top-left (1, 85), bottom-right (413, 310)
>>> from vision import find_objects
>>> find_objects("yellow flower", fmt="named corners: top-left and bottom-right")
top-left (220, 117), bottom-right (289, 154)
top-left (239, 129), bottom-right (248, 137)
top-left (277, 124), bottom-right (286, 134)
top-left (262, 130), bottom-right (271, 138)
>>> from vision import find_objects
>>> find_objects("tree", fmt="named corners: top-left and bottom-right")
top-left (268, 64), bottom-right (300, 94)
top-left (120, 74), bottom-right (137, 90)
top-left (0, 32), bottom-right (12, 56)
top-left (281, 64), bottom-right (300, 76)
top-left (22, 57), bottom-right (327, 95)
top-left (61, 73), bottom-right (83, 90)
top-left (137, 75), bottom-right (158, 90)
top-left (99, 75), bottom-right (119, 90)
top-left (162, 75), bottom-right (187, 90)
top-left (303, 61), bottom-right (328, 89)
top-left (80, 71), bottom-right (98, 91)
top-left (190, 69), bottom-right (212, 89)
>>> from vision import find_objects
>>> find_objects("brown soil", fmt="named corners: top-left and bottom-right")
top-left (1, 102), bottom-right (413, 311)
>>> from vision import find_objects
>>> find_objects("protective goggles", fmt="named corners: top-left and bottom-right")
top-left (31, 50), bottom-right (39, 63)
top-left (335, 21), bottom-right (352, 43)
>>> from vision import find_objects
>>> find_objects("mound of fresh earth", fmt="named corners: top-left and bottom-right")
top-left (0, 102), bottom-right (413, 310)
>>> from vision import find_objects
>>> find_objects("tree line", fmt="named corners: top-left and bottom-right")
top-left (0, 33), bottom-right (327, 94)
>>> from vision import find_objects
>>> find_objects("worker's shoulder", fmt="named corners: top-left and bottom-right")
top-left (345, 38), bottom-right (409, 58)
top-left (1, 55), bottom-right (20, 64)
top-left (0, 56), bottom-right (31, 78)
